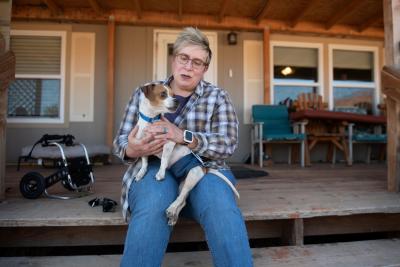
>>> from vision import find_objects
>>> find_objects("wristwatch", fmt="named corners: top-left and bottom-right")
top-left (183, 130), bottom-right (194, 145)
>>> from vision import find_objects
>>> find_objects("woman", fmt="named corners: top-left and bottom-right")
top-left (114, 27), bottom-right (253, 267)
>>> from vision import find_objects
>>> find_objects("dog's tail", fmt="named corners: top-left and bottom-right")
top-left (208, 169), bottom-right (240, 199)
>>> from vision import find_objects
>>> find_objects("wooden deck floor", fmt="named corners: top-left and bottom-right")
top-left (2, 239), bottom-right (400, 267)
top-left (1, 163), bottom-right (399, 225)
top-left (1, 163), bottom-right (400, 247)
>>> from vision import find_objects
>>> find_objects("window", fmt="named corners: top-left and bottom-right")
top-left (8, 30), bottom-right (66, 123)
top-left (271, 42), bottom-right (322, 104)
top-left (329, 45), bottom-right (379, 115)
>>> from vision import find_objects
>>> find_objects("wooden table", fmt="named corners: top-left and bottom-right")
top-left (291, 110), bottom-right (386, 125)
top-left (290, 110), bottom-right (386, 166)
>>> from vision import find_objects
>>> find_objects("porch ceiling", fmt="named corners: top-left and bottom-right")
top-left (11, 0), bottom-right (384, 39)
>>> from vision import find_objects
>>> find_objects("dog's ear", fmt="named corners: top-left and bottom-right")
top-left (141, 83), bottom-right (155, 97)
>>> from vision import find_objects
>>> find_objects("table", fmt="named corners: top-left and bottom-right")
top-left (290, 110), bottom-right (386, 125)
top-left (290, 110), bottom-right (386, 166)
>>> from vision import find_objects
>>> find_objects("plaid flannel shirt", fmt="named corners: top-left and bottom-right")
top-left (113, 77), bottom-right (239, 222)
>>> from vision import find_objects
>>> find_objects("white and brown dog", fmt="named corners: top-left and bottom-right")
top-left (134, 83), bottom-right (239, 225)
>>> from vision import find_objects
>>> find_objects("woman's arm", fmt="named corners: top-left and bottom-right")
top-left (191, 90), bottom-right (239, 160)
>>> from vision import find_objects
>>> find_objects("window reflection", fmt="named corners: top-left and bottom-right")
top-left (8, 79), bottom-right (61, 118)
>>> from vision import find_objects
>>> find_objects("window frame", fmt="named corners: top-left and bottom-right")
top-left (328, 44), bottom-right (380, 114)
top-left (270, 41), bottom-right (323, 104)
top-left (8, 30), bottom-right (66, 124)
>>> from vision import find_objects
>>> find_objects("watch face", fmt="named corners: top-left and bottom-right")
top-left (184, 130), bottom-right (193, 143)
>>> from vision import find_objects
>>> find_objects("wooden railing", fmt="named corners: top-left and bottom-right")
top-left (381, 65), bottom-right (400, 192)
top-left (0, 33), bottom-right (16, 200)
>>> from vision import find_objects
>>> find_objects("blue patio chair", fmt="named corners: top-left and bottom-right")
top-left (250, 105), bottom-right (308, 168)
top-left (348, 123), bottom-right (386, 164)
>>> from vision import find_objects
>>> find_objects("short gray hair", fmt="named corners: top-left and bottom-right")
top-left (173, 27), bottom-right (212, 65)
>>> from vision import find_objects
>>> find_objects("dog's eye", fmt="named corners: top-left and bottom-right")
top-left (160, 91), bottom-right (167, 98)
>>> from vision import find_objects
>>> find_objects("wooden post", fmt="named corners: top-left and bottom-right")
top-left (282, 218), bottom-right (304, 246)
top-left (106, 16), bottom-right (115, 148)
top-left (383, 0), bottom-right (400, 66)
top-left (386, 96), bottom-right (400, 192)
top-left (383, 0), bottom-right (400, 192)
top-left (0, 0), bottom-right (13, 200)
top-left (381, 66), bottom-right (400, 192)
top-left (263, 27), bottom-right (270, 104)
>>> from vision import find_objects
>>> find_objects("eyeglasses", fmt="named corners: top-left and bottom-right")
top-left (175, 53), bottom-right (208, 70)
top-left (88, 197), bottom-right (118, 212)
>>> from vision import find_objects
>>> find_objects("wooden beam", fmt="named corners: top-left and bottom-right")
top-left (0, 0), bottom-right (13, 201)
top-left (133, 0), bottom-right (142, 19)
top-left (383, 0), bottom-right (400, 192)
top-left (87, 0), bottom-right (104, 15)
top-left (325, 0), bottom-right (364, 30)
top-left (255, 0), bottom-right (271, 24)
top-left (386, 96), bottom-right (400, 192)
top-left (11, 7), bottom-right (384, 40)
top-left (290, 0), bottom-right (318, 28)
top-left (217, 0), bottom-right (230, 23)
top-left (282, 218), bottom-right (304, 246)
top-left (263, 27), bottom-right (270, 104)
top-left (305, 214), bottom-right (400, 236)
top-left (42, 0), bottom-right (62, 15)
top-left (358, 13), bottom-right (382, 32)
top-left (106, 16), bottom-right (115, 149)
top-left (381, 66), bottom-right (400, 192)
top-left (177, 0), bottom-right (183, 21)
top-left (383, 0), bottom-right (400, 66)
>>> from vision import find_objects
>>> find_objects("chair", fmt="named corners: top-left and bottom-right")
top-left (250, 105), bottom-right (308, 168)
top-left (348, 123), bottom-right (386, 164)
top-left (294, 93), bottom-right (327, 111)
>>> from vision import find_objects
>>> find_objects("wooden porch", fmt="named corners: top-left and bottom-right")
top-left (1, 163), bottom-right (400, 265)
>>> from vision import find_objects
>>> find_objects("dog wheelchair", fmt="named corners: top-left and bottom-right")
top-left (19, 134), bottom-right (95, 199)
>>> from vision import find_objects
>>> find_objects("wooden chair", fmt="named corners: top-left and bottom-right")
top-left (294, 93), bottom-right (327, 111)
top-left (250, 105), bottom-right (308, 168)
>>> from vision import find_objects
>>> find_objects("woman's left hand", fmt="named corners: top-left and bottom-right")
top-left (146, 117), bottom-right (185, 144)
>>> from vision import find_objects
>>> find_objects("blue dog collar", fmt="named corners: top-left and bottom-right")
top-left (139, 112), bottom-right (161, 123)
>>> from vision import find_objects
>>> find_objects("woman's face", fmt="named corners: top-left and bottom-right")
top-left (171, 45), bottom-right (209, 93)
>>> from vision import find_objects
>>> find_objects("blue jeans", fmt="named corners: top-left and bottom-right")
top-left (120, 158), bottom-right (253, 267)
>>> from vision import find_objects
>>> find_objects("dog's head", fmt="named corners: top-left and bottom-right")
top-left (141, 83), bottom-right (179, 114)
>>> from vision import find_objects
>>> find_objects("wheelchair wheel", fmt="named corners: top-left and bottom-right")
top-left (20, 172), bottom-right (46, 199)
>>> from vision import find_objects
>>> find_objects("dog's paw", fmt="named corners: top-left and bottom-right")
top-left (155, 171), bottom-right (165, 181)
top-left (167, 217), bottom-right (178, 226)
top-left (166, 207), bottom-right (178, 226)
top-left (166, 200), bottom-right (185, 226)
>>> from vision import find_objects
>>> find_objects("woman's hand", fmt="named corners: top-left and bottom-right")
top-left (146, 117), bottom-right (185, 144)
top-left (125, 125), bottom-right (167, 158)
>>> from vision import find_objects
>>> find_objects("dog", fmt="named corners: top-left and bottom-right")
top-left (134, 83), bottom-right (239, 226)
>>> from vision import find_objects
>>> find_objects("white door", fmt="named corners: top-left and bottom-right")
top-left (153, 29), bottom-right (218, 85)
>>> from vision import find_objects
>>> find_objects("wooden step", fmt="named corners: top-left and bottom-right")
top-left (1, 239), bottom-right (400, 267)
top-left (2, 164), bottom-right (400, 248)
